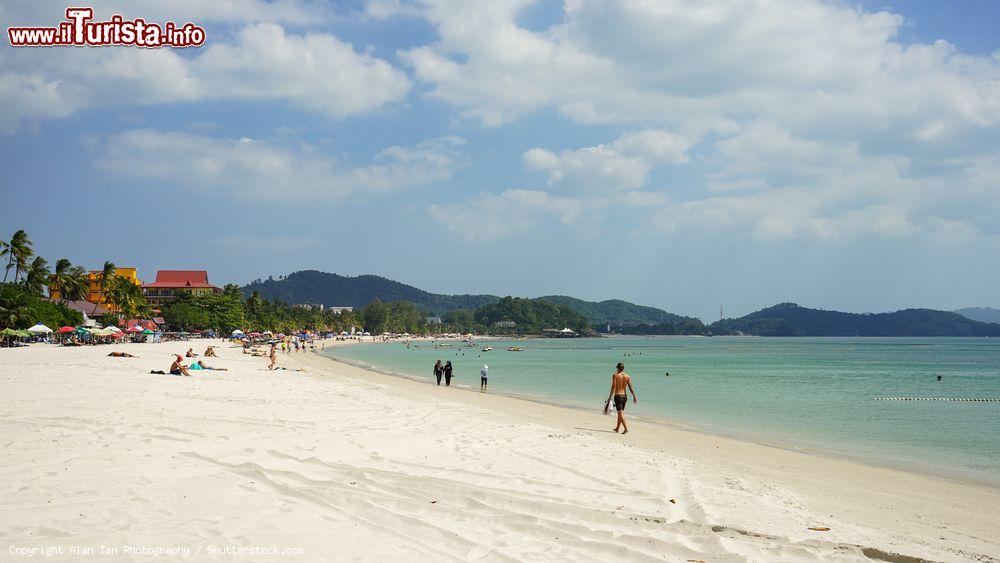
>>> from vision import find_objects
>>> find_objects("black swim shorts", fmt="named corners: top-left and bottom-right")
top-left (614, 394), bottom-right (627, 412)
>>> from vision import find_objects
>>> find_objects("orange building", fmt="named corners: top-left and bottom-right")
top-left (49, 267), bottom-right (142, 311)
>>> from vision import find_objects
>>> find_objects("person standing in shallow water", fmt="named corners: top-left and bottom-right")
top-left (607, 362), bottom-right (637, 434)
top-left (480, 364), bottom-right (488, 391)
top-left (444, 361), bottom-right (454, 386)
top-left (434, 360), bottom-right (443, 386)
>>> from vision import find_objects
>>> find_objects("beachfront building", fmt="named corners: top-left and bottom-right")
top-left (142, 270), bottom-right (221, 307)
top-left (327, 306), bottom-right (354, 314)
top-left (542, 327), bottom-right (579, 338)
top-left (56, 299), bottom-right (112, 327)
top-left (49, 267), bottom-right (142, 311)
top-left (294, 303), bottom-right (325, 311)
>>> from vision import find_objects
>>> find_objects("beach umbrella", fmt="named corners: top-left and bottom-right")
top-left (1, 328), bottom-right (18, 337)
top-left (16, 329), bottom-right (32, 337)
top-left (27, 323), bottom-right (53, 334)
top-left (125, 326), bottom-right (143, 333)
top-left (231, 329), bottom-right (245, 337)
top-left (105, 326), bottom-right (123, 333)
top-left (57, 326), bottom-right (76, 334)
top-left (141, 328), bottom-right (154, 334)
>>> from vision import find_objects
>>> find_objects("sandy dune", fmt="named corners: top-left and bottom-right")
top-left (1, 340), bottom-right (998, 561)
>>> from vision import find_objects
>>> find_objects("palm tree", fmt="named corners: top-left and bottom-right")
top-left (22, 256), bottom-right (50, 296)
top-left (94, 261), bottom-right (116, 315)
top-left (0, 290), bottom-right (30, 328)
top-left (106, 275), bottom-right (151, 323)
top-left (49, 259), bottom-right (77, 303)
top-left (1, 230), bottom-right (33, 284)
top-left (48, 259), bottom-right (89, 303)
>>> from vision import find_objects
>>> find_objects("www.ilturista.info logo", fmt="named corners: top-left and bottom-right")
top-left (8, 7), bottom-right (206, 48)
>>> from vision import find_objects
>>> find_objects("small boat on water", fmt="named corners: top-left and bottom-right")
top-left (507, 346), bottom-right (523, 352)
top-left (482, 346), bottom-right (493, 352)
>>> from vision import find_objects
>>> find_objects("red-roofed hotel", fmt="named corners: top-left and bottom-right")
top-left (142, 270), bottom-right (221, 307)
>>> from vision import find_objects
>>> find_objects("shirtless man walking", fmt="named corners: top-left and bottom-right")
top-left (607, 362), bottom-right (637, 434)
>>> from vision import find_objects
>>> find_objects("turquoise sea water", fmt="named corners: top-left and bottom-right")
top-left (324, 337), bottom-right (1000, 484)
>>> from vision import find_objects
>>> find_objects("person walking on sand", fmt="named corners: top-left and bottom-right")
top-left (444, 360), bottom-right (454, 386)
top-left (480, 364), bottom-right (489, 391)
top-left (434, 360), bottom-right (443, 386)
top-left (268, 343), bottom-right (277, 371)
top-left (607, 362), bottom-right (637, 434)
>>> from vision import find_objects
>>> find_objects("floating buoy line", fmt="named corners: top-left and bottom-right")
top-left (873, 397), bottom-right (1000, 402)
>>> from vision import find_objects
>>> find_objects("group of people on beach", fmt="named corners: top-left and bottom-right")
top-left (433, 360), bottom-right (491, 391)
top-left (124, 345), bottom-right (231, 376)
top-left (431, 358), bottom-right (637, 432)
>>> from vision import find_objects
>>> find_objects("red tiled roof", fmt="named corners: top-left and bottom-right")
top-left (142, 270), bottom-right (219, 289)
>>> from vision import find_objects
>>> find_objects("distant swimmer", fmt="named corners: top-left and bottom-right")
top-left (607, 362), bottom-right (637, 434)
top-left (937, 375), bottom-right (942, 381)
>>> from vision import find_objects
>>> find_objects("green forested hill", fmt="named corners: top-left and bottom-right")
top-left (242, 270), bottom-right (499, 314)
top-left (710, 303), bottom-right (1000, 336)
top-left (241, 271), bottom-right (699, 331)
top-left (475, 297), bottom-right (594, 335)
top-left (539, 295), bottom-right (688, 325)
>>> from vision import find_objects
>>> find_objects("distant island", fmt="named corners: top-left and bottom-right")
top-left (243, 271), bottom-right (1000, 337)
top-left (712, 303), bottom-right (1000, 337)
top-left (954, 307), bottom-right (1000, 324)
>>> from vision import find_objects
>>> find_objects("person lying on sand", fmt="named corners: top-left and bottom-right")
top-left (190, 360), bottom-right (227, 371)
top-left (204, 346), bottom-right (218, 357)
top-left (274, 367), bottom-right (305, 372)
top-left (107, 351), bottom-right (137, 358)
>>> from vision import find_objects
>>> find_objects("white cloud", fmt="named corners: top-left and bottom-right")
top-left (523, 129), bottom-right (692, 192)
top-left (400, 0), bottom-right (1000, 134)
top-left (400, 0), bottom-right (1000, 242)
top-left (428, 189), bottom-right (585, 241)
top-left (0, 1), bottom-right (333, 27)
top-left (0, 23), bottom-right (410, 132)
top-left (95, 129), bottom-right (463, 200)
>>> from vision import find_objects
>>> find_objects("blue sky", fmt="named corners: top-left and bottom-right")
top-left (2, 0), bottom-right (998, 321)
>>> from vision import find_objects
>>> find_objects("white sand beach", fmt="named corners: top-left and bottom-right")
top-left (2, 340), bottom-right (998, 562)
